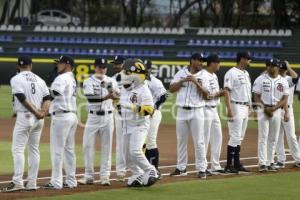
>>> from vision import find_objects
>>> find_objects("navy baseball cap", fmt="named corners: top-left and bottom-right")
top-left (236, 51), bottom-right (253, 61)
top-left (144, 59), bottom-right (152, 70)
top-left (266, 58), bottom-right (280, 67)
top-left (190, 53), bottom-right (207, 61)
top-left (279, 61), bottom-right (287, 70)
top-left (18, 56), bottom-right (32, 66)
top-left (94, 58), bottom-right (108, 67)
top-left (54, 55), bottom-right (74, 67)
top-left (207, 54), bottom-right (220, 64)
top-left (110, 55), bottom-right (125, 64)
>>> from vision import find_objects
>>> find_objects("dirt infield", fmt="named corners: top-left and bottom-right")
top-left (0, 118), bottom-right (298, 200)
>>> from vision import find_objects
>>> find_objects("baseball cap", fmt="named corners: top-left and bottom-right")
top-left (54, 55), bottom-right (74, 67)
top-left (266, 58), bottom-right (280, 67)
top-left (236, 51), bottom-right (253, 61)
top-left (94, 58), bottom-right (108, 67)
top-left (110, 55), bottom-right (125, 64)
top-left (206, 54), bottom-right (220, 64)
top-left (279, 61), bottom-right (287, 70)
top-left (144, 59), bottom-right (152, 70)
top-left (190, 52), bottom-right (207, 61)
top-left (17, 56), bottom-right (32, 66)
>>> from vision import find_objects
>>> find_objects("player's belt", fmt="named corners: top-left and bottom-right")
top-left (264, 104), bottom-right (276, 107)
top-left (52, 110), bottom-right (75, 115)
top-left (205, 105), bottom-right (216, 108)
top-left (231, 101), bottom-right (249, 106)
top-left (89, 110), bottom-right (113, 116)
top-left (181, 106), bottom-right (202, 110)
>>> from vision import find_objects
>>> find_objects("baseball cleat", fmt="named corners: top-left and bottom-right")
top-left (143, 169), bottom-right (158, 186)
top-left (1, 182), bottom-right (24, 193)
top-left (170, 168), bottom-right (187, 176)
top-left (224, 166), bottom-right (239, 174)
top-left (63, 182), bottom-right (77, 188)
top-left (101, 177), bottom-right (111, 186)
top-left (197, 171), bottom-right (207, 179)
top-left (275, 162), bottom-right (285, 169)
top-left (267, 164), bottom-right (278, 172)
top-left (41, 182), bottom-right (58, 190)
top-left (205, 169), bottom-right (213, 176)
top-left (259, 165), bottom-right (268, 172)
top-left (295, 162), bottom-right (300, 168)
top-left (77, 178), bottom-right (94, 185)
top-left (24, 182), bottom-right (39, 191)
top-left (236, 164), bottom-right (250, 173)
top-left (127, 175), bottom-right (144, 187)
top-left (116, 174), bottom-right (126, 182)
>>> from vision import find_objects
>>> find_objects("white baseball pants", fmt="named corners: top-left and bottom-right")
top-left (114, 111), bottom-right (126, 176)
top-left (204, 107), bottom-right (222, 170)
top-left (276, 107), bottom-right (300, 163)
top-left (146, 110), bottom-right (162, 149)
top-left (228, 103), bottom-right (249, 147)
top-left (257, 108), bottom-right (281, 166)
top-left (12, 112), bottom-right (44, 187)
top-left (176, 107), bottom-right (207, 172)
top-left (50, 112), bottom-right (78, 189)
top-left (123, 128), bottom-right (155, 175)
top-left (82, 113), bottom-right (113, 180)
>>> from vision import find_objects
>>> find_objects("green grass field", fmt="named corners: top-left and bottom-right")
top-left (29, 172), bottom-right (300, 200)
top-left (3, 85), bottom-right (300, 128)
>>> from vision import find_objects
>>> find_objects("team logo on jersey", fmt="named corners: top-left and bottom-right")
top-left (277, 83), bottom-right (283, 92)
top-left (130, 94), bottom-right (138, 103)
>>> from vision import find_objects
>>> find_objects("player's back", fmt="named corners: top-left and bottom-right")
top-left (10, 71), bottom-right (48, 112)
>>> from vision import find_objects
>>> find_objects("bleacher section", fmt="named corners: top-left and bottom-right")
top-left (0, 25), bottom-right (298, 62)
top-left (26, 36), bottom-right (175, 46)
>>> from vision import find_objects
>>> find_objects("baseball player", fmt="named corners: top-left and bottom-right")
top-left (119, 58), bottom-right (158, 187)
top-left (1, 57), bottom-right (51, 193)
top-left (223, 51), bottom-right (252, 174)
top-left (253, 58), bottom-right (289, 172)
top-left (77, 58), bottom-right (119, 186)
top-left (43, 55), bottom-right (78, 189)
top-left (110, 55), bottom-right (127, 181)
top-left (144, 60), bottom-right (168, 177)
top-left (199, 54), bottom-right (225, 174)
top-left (275, 61), bottom-right (300, 168)
top-left (169, 53), bottom-right (208, 179)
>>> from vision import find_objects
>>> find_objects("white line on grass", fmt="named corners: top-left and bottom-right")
top-left (0, 154), bottom-right (295, 184)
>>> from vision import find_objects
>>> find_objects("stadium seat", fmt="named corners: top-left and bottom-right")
top-left (69, 26), bottom-right (76, 32)
top-left (48, 26), bottom-right (55, 32)
top-left (83, 27), bottom-right (89, 33)
top-left (34, 25), bottom-right (42, 32)
top-left (0, 46), bottom-right (4, 53)
top-left (90, 26), bottom-right (96, 32)
top-left (285, 29), bottom-right (292, 36)
top-left (96, 27), bottom-right (103, 33)
top-left (130, 27), bottom-right (137, 34)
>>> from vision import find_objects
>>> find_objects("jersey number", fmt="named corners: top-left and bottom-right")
top-left (31, 83), bottom-right (36, 94)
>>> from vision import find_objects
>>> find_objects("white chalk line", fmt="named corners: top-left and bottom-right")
top-left (0, 153), bottom-right (297, 185)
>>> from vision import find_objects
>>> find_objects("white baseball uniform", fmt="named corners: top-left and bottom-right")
top-left (119, 83), bottom-right (156, 177)
top-left (170, 67), bottom-right (207, 172)
top-left (82, 75), bottom-right (119, 182)
top-left (112, 72), bottom-right (127, 176)
top-left (199, 69), bottom-right (222, 171)
top-left (296, 79), bottom-right (300, 148)
top-left (49, 71), bottom-right (78, 189)
top-left (276, 75), bottom-right (300, 164)
top-left (253, 73), bottom-right (289, 166)
top-left (10, 71), bottom-right (49, 188)
top-left (224, 67), bottom-right (252, 147)
top-left (146, 74), bottom-right (167, 150)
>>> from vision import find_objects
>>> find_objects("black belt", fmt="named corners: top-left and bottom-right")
top-left (205, 105), bottom-right (216, 108)
top-left (89, 110), bottom-right (113, 116)
top-left (264, 104), bottom-right (276, 108)
top-left (52, 110), bottom-right (75, 115)
top-left (231, 101), bottom-right (249, 106)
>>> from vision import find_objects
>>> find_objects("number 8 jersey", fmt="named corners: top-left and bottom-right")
top-left (10, 71), bottom-right (49, 112)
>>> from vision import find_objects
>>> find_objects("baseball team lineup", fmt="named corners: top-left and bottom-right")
top-left (2, 51), bottom-right (300, 193)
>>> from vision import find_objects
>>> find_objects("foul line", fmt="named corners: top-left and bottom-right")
top-left (0, 154), bottom-right (294, 185)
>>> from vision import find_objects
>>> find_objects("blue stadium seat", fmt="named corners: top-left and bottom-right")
top-left (83, 38), bottom-right (90, 44)
top-left (90, 37), bottom-right (97, 44)
top-left (97, 38), bottom-right (104, 44)
top-left (76, 37), bottom-right (83, 44)
top-left (61, 37), bottom-right (69, 43)
top-left (217, 40), bottom-right (223, 46)
top-left (231, 40), bottom-right (238, 47)
top-left (239, 40), bottom-right (245, 47)
top-left (26, 36), bottom-right (33, 42)
top-left (80, 49), bottom-right (87, 55)
top-left (224, 40), bottom-right (231, 47)
top-left (0, 46), bottom-right (4, 53)
top-left (54, 37), bottom-right (62, 43)
top-left (73, 48), bottom-right (81, 55)
top-left (261, 40), bottom-right (267, 47)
